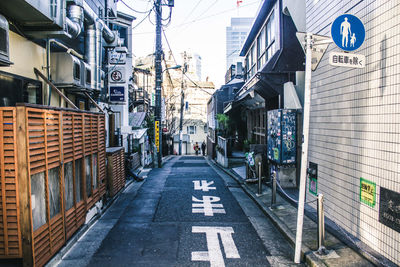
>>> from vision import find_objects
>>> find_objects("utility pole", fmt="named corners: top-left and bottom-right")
top-left (179, 51), bottom-right (187, 155)
top-left (154, 0), bottom-right (163, 167)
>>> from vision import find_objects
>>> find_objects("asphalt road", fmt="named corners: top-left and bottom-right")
top-left (57, 156), bottom-right (297, 267)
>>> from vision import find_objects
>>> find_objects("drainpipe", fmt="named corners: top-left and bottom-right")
top-left (85, 23), bottom-right (97, 90)
top-left (66, 4), bottom-right (84, 38)
top-left (83, 1), bottom-right (117, 91)
top-left (96, 21), bottom-right (103, 90)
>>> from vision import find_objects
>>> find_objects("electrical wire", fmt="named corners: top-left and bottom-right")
top-left (134, 0), bottom-right (260, 35)
top-left (161, 26), bottom-right (214, 95)
top-left (120, 0), bottom-right (153, 14)
top-left (180, 0), bottom-right (204, 26)
top-left (132, 9), bottom-right (153, 30)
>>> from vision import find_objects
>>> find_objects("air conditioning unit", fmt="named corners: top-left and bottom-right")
top-left (50, 52), bottom-right (82, 88)
top-left (0, 14), bottom-right (11, 66)
top-left (80, 61), bottom-right (92, 89)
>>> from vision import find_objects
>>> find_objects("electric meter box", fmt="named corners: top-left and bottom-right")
top-left (267, 109), bottom-right (297, 165)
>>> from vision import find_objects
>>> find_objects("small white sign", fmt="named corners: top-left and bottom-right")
top-left (329, 52), bottom-right (365, 68)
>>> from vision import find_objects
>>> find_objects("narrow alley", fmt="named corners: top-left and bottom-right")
top-left (56, 156), bottom-right (296, 267)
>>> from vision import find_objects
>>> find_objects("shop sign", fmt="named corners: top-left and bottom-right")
top-left (155, 120), bottom-right (160, 152)
top-left (360, 177), bottom-right (376, 207)
top-left (109, 86), bottom-right (125, 102)
top-left (379, 187), bottom-right (400, 233)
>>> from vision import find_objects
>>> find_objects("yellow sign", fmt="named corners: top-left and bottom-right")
top-left (360, 178), bottom-right (376, 207)
top-left (155, 120), bottom-right (160, 152)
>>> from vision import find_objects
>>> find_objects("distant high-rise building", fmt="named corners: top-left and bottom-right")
top-left (193, 54), bottom-right (202, 81)
top-left (226, 17), bottom-right (253, 70)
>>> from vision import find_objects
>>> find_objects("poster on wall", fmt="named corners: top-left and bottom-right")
top-left (359, 177), bottom-right (376, 207)
top-left (379, 187), bottom-right (400, 233)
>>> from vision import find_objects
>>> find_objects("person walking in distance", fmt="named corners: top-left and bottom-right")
top-left (201, 141), bottom-right (206, 156)
top-left (193, 142), bottom-right (200, 155)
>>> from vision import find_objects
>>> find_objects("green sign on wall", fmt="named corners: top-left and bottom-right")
top-left (360, 177), bottom-right (376, 207)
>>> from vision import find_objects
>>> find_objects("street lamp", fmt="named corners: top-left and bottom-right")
top-left (155, 64), bottom-right (181, 168)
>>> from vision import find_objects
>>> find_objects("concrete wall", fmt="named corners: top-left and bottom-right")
top-left (305, 1), bottom-right (400, 265)
top-left (7, 31), bottom-right (60, 106)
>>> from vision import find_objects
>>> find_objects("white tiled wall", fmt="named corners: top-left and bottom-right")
top-left (305, 0), bottom-right (400, 264)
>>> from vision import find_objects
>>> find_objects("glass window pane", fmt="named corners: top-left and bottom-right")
top-left (75, 159), bottom-right (82, 203)
top-left (92, 154), bottom-right (98, 190)
top-left (85, 156), bottom-right (92, 198)
top-left (270, 12), bottom-right (275, 41)
top-left (64, 162), bottom-right (74, 211)
top-left (31, 172), bottom-right (47, 231)
top-left (49, 167), bottom-right (61, 218)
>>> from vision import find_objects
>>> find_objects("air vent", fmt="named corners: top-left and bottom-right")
top-left (0, 14), bottom-right (11, 66)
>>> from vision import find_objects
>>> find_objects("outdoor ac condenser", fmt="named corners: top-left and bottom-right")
top-left (51, 52), bottom-right (82, 88)
top-left (0, 14), bottom-right (11, 66)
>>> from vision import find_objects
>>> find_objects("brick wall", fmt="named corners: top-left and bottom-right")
top-left (305, 0), bottom-right (400, 265)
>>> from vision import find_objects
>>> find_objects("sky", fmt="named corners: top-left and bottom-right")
top-left (117, 0), bottom-right (263, 88)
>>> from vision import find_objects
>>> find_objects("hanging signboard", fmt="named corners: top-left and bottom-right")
top-left (331, 14), bottom-right (365, 52)
top-left (379, 187), bottom-right (400, 233)
top-left (155, 120), bottom-right (160, 152)
top-left (109, 86), bottom-right (125, 102)
top-left (360, 177), bottom-right (376, 207)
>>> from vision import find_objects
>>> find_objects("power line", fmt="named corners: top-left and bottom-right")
top-left (132, 9), bottom-right (153, 30)
top-left (180, 0), bottom-right (204, 26)
top-left (134, 0), bottom-right (260, 35)
top-left (161, 27), bottom-right (214, 95)
top-left (120, 0), bottom-right (153, 14)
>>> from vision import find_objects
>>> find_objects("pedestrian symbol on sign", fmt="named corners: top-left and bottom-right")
top-left (331, 14), bottom-right (365, 52)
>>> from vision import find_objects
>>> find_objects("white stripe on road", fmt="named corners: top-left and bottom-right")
top-left (191, 226), bottom-right (240, 267)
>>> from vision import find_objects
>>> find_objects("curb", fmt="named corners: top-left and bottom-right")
top-left (207, 158), bottom-right (326, 266)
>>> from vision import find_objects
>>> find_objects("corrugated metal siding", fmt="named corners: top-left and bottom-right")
top-left (305, 0), bottom-right (400, 265)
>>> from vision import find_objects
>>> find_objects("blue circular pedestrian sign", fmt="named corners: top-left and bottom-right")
top-left (331, 14), bottom-right (365, 52)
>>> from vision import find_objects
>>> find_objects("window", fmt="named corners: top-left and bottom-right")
top-left (265, 12), bottom-right (276, 62)
top-left (93, 154), bottom-right (98, 190)
top-left (187, 125), bottom-right (196, 135)
top-left (75, 159), bottom-right (83, 203)
top-left (64, 162), bottom-right (74, 211)
top-left (31, 172), bottom-right (47, 231)
top-left (257, 27), bottom-right (266, 68)
top-left (85, 156), bottom-right (91, 198)
top-left (204, 124), bottom-right (208, 133)
top-left (49, 167), bottom-right (61, 218)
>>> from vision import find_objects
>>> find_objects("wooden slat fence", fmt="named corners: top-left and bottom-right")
top-left (0, 105), bottom-right (106, 266)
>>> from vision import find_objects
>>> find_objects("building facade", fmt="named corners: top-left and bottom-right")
top-left (226, 17), bottom-right (253, 70)
top-left (305, 1), bottom-right (400, 265)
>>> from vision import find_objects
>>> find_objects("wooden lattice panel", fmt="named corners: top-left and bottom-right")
top-left (0, 105), bottom-right (106, 266)
top-left (106, 148), bottom-right (126, 197)
top-left (62, 113), bottom-right (74, 163)
top-left (0, 108), bottom-right (22, 258)
top-left (73, 115), bottom-right (83, 160)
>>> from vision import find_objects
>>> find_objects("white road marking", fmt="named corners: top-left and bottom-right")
top-left (192, 196), bottom-right (226, 216)
top-left (193, 180), bottom-right (216, 191)
top-left (191, 226), bottom-right (240, 267)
